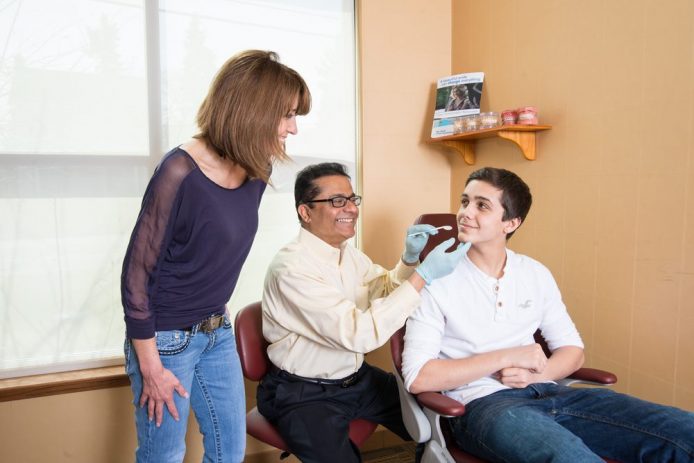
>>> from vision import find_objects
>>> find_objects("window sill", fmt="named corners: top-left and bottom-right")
top-left (0, 366), bottom-right (129, 402)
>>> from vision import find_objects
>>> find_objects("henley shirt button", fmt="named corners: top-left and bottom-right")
top-left (497, 302), bottom-right (503, 307)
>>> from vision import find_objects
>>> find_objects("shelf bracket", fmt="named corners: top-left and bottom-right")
top-left (441, 131), bottom-right (538, 165)
top-left (431, 125), bottom-right (550, 165)
top-left (441, 140), bottom-right (476, 165)
top-left (497, 130), bottom-right (537, 161)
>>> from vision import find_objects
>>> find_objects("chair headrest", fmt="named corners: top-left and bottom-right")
top-left (414, 213), bottom-right (459, 261)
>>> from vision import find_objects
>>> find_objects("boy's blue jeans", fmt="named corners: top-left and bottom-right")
top-left (125, 316), bottom-right (246, 463)
top-left (451, 383), bottom-right (694, 462)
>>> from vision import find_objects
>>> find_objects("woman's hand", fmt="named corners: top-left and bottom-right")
top-left (132, 338), bottom-right (189, 427)
top-left (140, 365), bottom-right (189, 427)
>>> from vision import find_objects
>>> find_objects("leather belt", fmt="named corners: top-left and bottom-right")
top-left (186, 314), bottom-right (225, 333)
top-left (270, 365), bottom-right (362, 388)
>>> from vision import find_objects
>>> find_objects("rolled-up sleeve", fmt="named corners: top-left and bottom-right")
top-left (401, 287), bottom-right (446, 392)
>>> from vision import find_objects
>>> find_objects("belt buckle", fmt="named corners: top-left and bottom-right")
top-left (200, 314), bottom-right (224, 333)
top-left (341, 374), bottom-right (357, 388)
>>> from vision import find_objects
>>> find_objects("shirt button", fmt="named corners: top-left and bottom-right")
top-left (497, 302), bottom-right (503, 307)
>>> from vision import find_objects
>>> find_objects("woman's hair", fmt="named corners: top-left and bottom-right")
top-left (466, 167), bottom-right (532, 239)
top-left (195, 50), bottom-right (311, 182)
top-left (452, 85), bottom-right (469, 99)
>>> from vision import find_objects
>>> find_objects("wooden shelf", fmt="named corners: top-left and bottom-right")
top-left (430, 124), bottom-right (552, 165)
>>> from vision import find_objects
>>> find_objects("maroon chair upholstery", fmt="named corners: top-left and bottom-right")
top-left (235, 301), bottom-right (378, 455)
top-left (389, 213), bottom-right (618, 462)
top-left (533, 331), bottom-right (617, 386)
top-left (415, 213), bottom-right (460, 261)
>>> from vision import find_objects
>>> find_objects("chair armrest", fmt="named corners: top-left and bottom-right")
top-left (416, 391), bottom-right (467, 417)
top-left (562, 367), bottom-right (618, 387)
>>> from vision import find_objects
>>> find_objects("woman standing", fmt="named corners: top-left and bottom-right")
top-left (121, 50), bottom-right (311, 462)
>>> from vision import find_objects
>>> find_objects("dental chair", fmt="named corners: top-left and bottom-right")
top-left (235, 301), bottom-right (378, 459)
top-left (390, 213), bottom-right (618, 463)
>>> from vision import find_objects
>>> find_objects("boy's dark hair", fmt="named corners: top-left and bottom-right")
top-left (466, 167), bottom-right (532, 239)
top-left (294, 163), bottom-right (351, 218)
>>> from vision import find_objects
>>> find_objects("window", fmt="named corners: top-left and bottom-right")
top-left (0, 0), bottom-right (356, 377)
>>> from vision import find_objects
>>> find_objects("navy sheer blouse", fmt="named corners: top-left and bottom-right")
top-left (121, 147), bottom-right (266, 339)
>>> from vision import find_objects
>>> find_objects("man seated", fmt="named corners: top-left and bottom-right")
top-left (402, 167), bottom-right (694, 462)
top-left (257, 162), bottom-right (468, 462)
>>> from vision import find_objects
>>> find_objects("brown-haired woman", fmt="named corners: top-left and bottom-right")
top-left (121, 50), bottom-right (310, 462)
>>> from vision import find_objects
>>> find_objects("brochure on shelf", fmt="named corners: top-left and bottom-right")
top-left (431, 72), bottom-right (484, 138)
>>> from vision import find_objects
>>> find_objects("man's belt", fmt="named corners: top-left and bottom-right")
top-left (271, 365), bottom-right (362, 388)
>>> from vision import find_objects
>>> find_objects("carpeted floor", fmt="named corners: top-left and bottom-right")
top-left (362, 442), bottom-right (417, 463)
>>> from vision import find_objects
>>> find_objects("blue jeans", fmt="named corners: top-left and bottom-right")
top-left (125, 316), bottom-right (246, 463)
top-left (450, 383), bottom-right (694, 463)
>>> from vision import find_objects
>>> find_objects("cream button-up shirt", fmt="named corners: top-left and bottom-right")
top-left (262, 228), bottom-right (421, 379)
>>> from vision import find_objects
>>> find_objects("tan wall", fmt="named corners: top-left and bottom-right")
top-left (448, 0), bottom-right (694, 410)
top-left (0, 386), bottom-right (216, 463)
top-left (359, 0), bottom-right (453, 370)
top-left (0, 387), bottom-right (136, 463)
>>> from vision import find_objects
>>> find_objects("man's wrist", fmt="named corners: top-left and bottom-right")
top-left (401, 252), bottom-right (419, 266)
top-left (415, 267), bottom-right (432, 285)
top-left (407, 271), bottom-right (426, 292)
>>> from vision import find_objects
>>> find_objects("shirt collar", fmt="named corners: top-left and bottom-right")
top-left (502, 248), bottom-right (516, 279)
top-left (298, 227), bottom-right (346, 265)
top-left (465, 248), bottom-right (515, 282)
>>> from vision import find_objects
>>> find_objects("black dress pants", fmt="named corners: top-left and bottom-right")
top-left (256, 362), bottom-right (411, 463)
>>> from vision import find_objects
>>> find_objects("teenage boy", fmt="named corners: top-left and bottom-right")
top-left (402, 167), bottom-right (694, 462)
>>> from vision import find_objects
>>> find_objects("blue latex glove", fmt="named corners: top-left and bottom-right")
top-left (402, 224), bottom-right (439, 264)
top-left (416, 238), bottom-right (471, 285)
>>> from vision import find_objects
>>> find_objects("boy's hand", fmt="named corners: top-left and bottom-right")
top-left (494, 367), bottom-right (538, 388)
top-left (508, 343), bottom-right (547, 373)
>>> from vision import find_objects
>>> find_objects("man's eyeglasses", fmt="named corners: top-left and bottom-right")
top-left (305, 195), bottom-right (362, 208)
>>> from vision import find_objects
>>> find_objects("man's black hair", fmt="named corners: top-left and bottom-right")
top-left (294, 163), bottom-right (351, 219)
